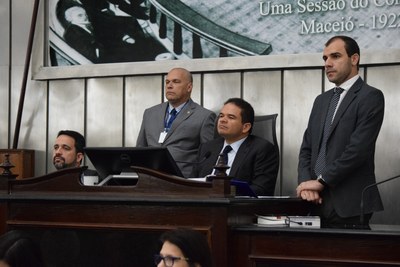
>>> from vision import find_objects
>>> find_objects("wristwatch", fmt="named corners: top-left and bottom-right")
top-left (317, 175), bottom-right (328, 187)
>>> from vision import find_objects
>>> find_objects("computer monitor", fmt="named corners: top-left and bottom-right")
top-left (84, 147), bottom-right (184, 181)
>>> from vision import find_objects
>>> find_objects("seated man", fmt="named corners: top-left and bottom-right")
top-left (56, 3), bottom-right (106, 63)
top-left (56, 0), bottom-right (166, 63)
top-left (53, 130), bottom-right (97, 178)
top-left (191, 98), bottom-right (279, 196)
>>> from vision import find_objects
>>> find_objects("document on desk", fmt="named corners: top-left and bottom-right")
top-left (256, 215), bottom-right (288, 227)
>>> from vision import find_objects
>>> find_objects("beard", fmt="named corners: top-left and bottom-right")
top-left (53, 157), bottom-right (77, 170)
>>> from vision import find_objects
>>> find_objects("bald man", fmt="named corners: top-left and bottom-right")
top-left (136, 68), bottom-right (216, 177)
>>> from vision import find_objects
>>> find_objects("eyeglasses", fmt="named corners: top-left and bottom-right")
top-left (154, 254), bottom-right (190, 266)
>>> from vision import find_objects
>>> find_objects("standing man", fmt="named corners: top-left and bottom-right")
top-left (192, 98), bottom-right (279, 196)
top-left (136, 68), bottom-right (216, 178)
top-left (297, 36), bottom-right (385, 228)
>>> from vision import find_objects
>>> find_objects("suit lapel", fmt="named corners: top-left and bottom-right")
top-left (229, 137), bottom-right (252, 175)
top-left (163, 100), bottom-right (195, 143)
top-left (328, 78), bottom-right (363, 138)
top-left (157, 102), bottom-right (169, 133)
top-left (317, 91), bottom-right (334, 144)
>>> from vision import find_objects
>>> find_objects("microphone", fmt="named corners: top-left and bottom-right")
top-left (175, 151), bottom-right (212, 165)
top-left (360, 174), bottom-right (400, 226)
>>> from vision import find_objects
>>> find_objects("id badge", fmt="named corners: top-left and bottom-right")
top-left (158, 131), bottom-right (168, 143)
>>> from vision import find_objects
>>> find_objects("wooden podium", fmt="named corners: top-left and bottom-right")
top-left (2, 167), bottom-right (399, 266)
top-left (0, 166), bottom-right (309, 267)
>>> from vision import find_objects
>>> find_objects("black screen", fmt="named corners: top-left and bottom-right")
top-left (84, 147), bottom-right (183, 180)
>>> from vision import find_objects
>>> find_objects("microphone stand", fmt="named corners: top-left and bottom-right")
top-left (12, 0), bottom-right (40, 148)
top-left (360, 174), bottom-right (400, 226)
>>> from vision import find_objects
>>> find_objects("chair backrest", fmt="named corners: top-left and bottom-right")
top-left (252, 114), bottom-right (279, 149)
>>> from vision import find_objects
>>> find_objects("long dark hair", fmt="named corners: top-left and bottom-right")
top-left (159, 228), bottom-right (213, 267)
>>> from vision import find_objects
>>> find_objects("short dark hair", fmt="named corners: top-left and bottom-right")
top-left (159, 228), bottom-right (213, 267)
top-left (224, 98), bottom-right (255, 133)
top-left (57, 130), bottom-right (86, 154)
top-left (325, 35), bottom-right (360, 69)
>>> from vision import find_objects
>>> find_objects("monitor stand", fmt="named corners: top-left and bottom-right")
top-left (98, 172), bottom-right (139, 186)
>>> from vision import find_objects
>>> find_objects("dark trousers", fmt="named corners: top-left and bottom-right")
top-left (317, 190), bottom-right (372, 229)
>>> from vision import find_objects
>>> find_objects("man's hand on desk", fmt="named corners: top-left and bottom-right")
top-left (296, 180), bottom-right (324, 204)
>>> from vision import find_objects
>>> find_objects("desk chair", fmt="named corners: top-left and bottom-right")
top-left (252, 113), bottom-right (279, 155)
top-left (213, 113), bottom-right (279, 150)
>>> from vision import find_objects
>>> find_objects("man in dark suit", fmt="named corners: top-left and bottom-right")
top-left (191, 98), bottom-right (279, 196)
top-left (56, 1), bottom-right (165, 63)
top-left (53, 130), bottom-right (98, 181)
top-left (60, 5), bottom-right (105, 63)
top-left (63, 16), bottom-right (105, 63)
top-left (297, 35), bottom-right (385, 228)
top-left (136, 68), bottom-right (216, 178)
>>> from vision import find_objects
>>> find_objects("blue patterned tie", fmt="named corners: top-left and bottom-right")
top-left (166, 109), bottom-right (177, 129)
top-left (314, 87), bottom-right (344, 176)
top-left (222, 145), bottom-right (233, 165)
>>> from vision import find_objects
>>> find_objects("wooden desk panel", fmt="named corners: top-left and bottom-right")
top-left (0, 167), bottom-right (309, 267)
top-left (231, 225), bottom-right (400, 267)
top-left (3, 166), bottom-right (397, 267)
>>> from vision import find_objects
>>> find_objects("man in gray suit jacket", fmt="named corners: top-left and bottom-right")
top-left (297, 36), bottom-right (384, 228)
top-left (136, 68), bottom-right (216, 177)
top-left (192, 98), bottom-right (279, 196)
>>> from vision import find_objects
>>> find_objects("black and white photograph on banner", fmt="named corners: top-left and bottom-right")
top-left (49, 0), bottom-right (400, 66)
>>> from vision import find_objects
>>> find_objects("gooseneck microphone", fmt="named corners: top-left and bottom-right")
top-left (360, 174), bottom-right (400, 226)
top-left (175, 151), bottom-right (212, 164)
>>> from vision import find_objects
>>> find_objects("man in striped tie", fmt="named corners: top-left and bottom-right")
top-left (297, 36), bottom-right (385, 229)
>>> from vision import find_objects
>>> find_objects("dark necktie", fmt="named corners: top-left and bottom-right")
top-left (222, 145), bottom-right (233, 165)
top-left (166, 109), bottom-right (177, 129)
top-left (314, 87), bottom-right (344, 176)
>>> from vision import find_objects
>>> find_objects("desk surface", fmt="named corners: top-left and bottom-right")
top-left (230, 223), bottom-right (400, 267)
top-left (233, 223), bottom-right (400, 236)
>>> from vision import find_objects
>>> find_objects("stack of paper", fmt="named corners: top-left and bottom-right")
top-left (256, 215), bottom-right (288, 227)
